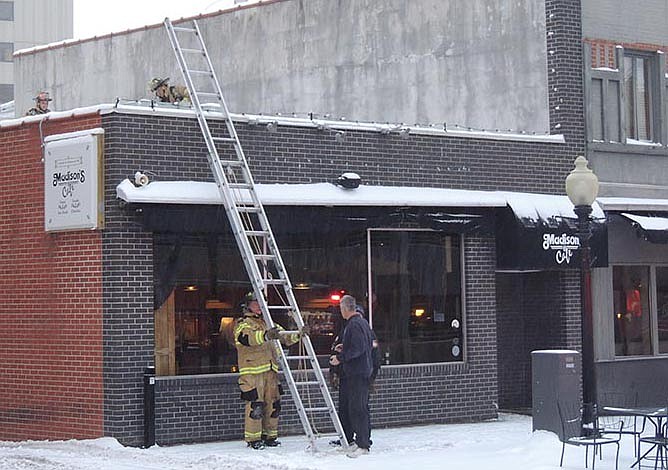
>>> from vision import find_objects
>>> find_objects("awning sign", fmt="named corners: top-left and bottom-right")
top-left (44, 129), bottom-right (104, 232)
top-left (542, 233), bottom-right (580, 265)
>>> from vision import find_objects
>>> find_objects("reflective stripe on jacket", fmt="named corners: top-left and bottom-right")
top-left (234, 314), bottom-right (300, 375)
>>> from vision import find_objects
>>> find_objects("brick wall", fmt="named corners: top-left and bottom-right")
top-left (0, 114), bottom-right (105, 440)
top-left (496, 270), bottom-right (581, 410)
top-left (585, 39), bottom-right (668, 68)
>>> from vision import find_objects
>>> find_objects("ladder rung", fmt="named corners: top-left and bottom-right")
top-left (197, 91), bottom-right (220, 96)
top-left (279, 330), bottom-right (300, 336)
top-left (245, 231), bottom-right (269, 237)
top-left (263, 279), bottom-right (288, 286)
top-left (212, 137), bottom-right (236, 143)
top-left (286, 355), bottom-right (312, 360)
top-left (267, 305), bottom-right (291, 311)
top-left (190, 70), bottom-right (212, 75)
top-left (173, 26), bottom-right (197, 33)
top-left (294, 381), bottom-right (320, 386)
top-left (219, 160), bottom-right (244, 167)
top-left (237, 206), bottom-right (262, 213)
top-left (254, 254), bottom-right (276, 260)
top-left (304, 407), bottom-right (331, 412)
top-left (182, 48), bottom-right (205, 54)
top-left (229, 183), bottom-right (253, 190)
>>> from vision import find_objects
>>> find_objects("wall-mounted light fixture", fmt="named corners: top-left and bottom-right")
top-left (335, 172), bottom-right (361, 189)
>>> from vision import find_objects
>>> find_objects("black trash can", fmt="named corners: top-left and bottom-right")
top-left (531, 349), bottom-right (580, 439)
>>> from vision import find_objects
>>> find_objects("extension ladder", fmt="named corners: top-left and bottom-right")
top-left (163, 17), bottom-right (349, 451)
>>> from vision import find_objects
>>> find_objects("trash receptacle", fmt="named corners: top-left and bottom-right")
top-left (532, 349), bottom-right (580, 438)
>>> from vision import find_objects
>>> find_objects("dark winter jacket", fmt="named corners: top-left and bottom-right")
top-left (337, 313), bottom-right (374, 378)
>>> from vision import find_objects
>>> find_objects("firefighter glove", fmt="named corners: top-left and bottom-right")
top-left (265, 327), bottom-right (281, 341)
top-left (299, 324), bottom-right (310, 337)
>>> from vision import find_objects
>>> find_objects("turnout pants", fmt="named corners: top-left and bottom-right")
top-left (239, 370), bottom-right (281, 442)
top-left (339, 374), bottom-right (371, 449)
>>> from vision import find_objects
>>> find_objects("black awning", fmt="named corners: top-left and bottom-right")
top-left (133, 204), bottom-right (495, 236)
top-left (496, 207), bottom-right (608, 270)
top-left (616, 212), bottom-right (668, 244)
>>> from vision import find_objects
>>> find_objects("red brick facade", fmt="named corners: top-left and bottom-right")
top-left (0, 114), bottom-right (105, 440)
top-left (585, 38), bottom-right (668, 68)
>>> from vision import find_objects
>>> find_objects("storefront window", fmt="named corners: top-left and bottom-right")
top-left (656, 267), bottom-right (668, 354)
top-left (154, 213), bottom-right (465, 375)
top-left (369, 230), bottom-right (463, 364)
top-left (613, 265), bottom-right (651, 356)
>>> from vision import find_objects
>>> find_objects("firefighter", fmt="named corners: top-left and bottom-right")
top-left (148, 77), bottom-right (190, 104)
top-left (26, 91), bottom-right (52, 116)
top-left (233, 291), bottom-right (304, 449)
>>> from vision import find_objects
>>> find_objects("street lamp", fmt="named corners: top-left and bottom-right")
top-left (565, 155), bottom-right (599, 428)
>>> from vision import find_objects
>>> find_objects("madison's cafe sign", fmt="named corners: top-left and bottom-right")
top-left (542, 233), bottom-right (580, 265)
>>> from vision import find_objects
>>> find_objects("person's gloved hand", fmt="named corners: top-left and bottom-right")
top-left (265, 327), bottom-right (281, 341)
top-left (299, 324), bottom-right (311, 337)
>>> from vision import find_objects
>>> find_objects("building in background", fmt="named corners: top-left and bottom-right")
top-left (0, 0), bottom-right (72, 104)
top-left (581, 1), bottom-right (668, 402)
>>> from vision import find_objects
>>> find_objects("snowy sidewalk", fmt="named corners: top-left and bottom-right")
top-left (0, 413), bottom-right (641, 469)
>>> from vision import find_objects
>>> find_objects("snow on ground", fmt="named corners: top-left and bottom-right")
top-left (0, 413), bottom-right (641, 470)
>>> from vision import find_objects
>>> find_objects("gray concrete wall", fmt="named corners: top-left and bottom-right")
top-left (15, 0), bottom-right (549, 132)
top-left (582, 0), bottom-right (668, 44)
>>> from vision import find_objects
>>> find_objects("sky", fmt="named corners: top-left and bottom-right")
top-left (0, 413), bottom-right (641, 470)
top-left (72, 0), bottom-right (259, 40)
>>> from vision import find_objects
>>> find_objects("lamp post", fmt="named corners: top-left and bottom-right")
top-left (565, 156), bottom-right (599, 428)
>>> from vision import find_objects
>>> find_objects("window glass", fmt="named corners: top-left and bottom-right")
top-left (624, 54), bottom-right (653, 142)
top-left (370, 230), bottom-right (463, 365)
top-left (0, 42), bottom-right (12, 62)
top-left (0, 83), bottom-right (12, 103)
top-left (657, 267), bottom-right (668, 354)
top-left (154, 220), bottom-right (465, 375)
top-left (613, 265), bottom-right (651, 356)
top-left (0, 2), bottom-right (13, 21)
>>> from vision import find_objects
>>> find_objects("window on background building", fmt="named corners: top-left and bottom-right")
top-left (623, 52), bottom-right (655, 142)
top-left (153, 220), bottom-right (465, 375)
top-left (0, 42), bottom-right (12, 62)
top-left (0, 83), bottom-right (12, 103)
top-left (613, 265), bottom-right (652, 356)
top-left (0, 2), bottom-right (13, 21)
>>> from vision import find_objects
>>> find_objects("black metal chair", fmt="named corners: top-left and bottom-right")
top-left (637, 419), bottom-right (668, 469)
top-left (598, 391), bottom-right (646, 457)
top-left (558, 401), bottom-right (623, 470)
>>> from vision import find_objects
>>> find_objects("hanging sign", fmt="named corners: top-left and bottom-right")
top-left (44, 129), bottom-right (105, 232)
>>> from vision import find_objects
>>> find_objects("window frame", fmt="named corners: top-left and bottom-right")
top-left (366, 228), bottom-right (466, 365)
top-left (623, 50), bottom-right (659, 143)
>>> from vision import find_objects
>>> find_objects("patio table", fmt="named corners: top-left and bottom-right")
top-left (602, 406), bottom-right (668, 469)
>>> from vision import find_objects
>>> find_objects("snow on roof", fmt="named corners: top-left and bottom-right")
top-left (502, 191), bottom-right (604, 221)
top-left (116, 179), bottom-right (508, 208)
top-left (116, 179), bottom-right (601, 225)
top-left (598, 197), bottom-right (668, 212)
top-left (621, 213), bottom-right (668, 231)
top-left (0, 101), bottom-right (565, 144)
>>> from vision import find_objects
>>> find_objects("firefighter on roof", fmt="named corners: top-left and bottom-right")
top-left (148, 77), bottom-right (190, 104)
top-left (234, 291), bottom-right (306, 449)
top-left (26, 91), bottom-right (52, 116)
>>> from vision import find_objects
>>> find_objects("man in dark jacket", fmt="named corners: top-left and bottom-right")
top-left (329, 295), bottom-right (374, 457)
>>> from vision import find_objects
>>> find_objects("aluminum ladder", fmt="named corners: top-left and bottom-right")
top-left (163, 17), bottom-right (349, 451)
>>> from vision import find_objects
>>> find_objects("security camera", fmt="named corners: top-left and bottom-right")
top-left (134, 171), bottom-right (149, 187)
